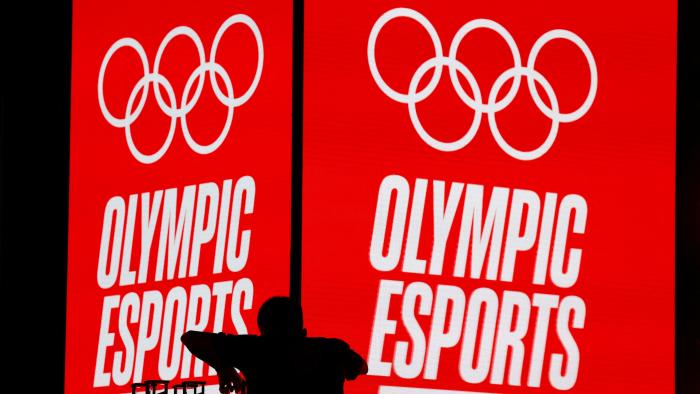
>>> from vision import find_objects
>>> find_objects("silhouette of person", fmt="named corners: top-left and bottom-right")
top-left (181, 296), bottom-right (368, 394)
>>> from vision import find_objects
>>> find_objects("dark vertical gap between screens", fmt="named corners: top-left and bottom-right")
top-left (290, 0), bottom-right (305, 303)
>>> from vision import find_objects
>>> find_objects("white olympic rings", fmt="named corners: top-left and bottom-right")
top-left (98, 14), bottom-right (264, 164)
top-left (367, 8), bottom-right (597, 160)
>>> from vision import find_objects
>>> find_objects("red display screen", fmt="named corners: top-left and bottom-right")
top-left (65, 0), bottom-right (291, 392)
top-left (302, 1), bottom-right (676, 394)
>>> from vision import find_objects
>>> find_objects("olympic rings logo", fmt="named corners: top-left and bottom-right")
top-left (368, 8), bottom-right (597, 160)
top-left (98, 14), bottom-right (263, 164)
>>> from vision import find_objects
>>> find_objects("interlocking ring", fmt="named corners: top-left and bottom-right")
top-left (368, 8), bottom-right (597, 160)
top-left (98, 14), bottom-right (264, 164)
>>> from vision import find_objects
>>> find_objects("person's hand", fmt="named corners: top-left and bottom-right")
top-left (216, 367), bottom-right (245, 394)
top-left (344, 349), bottom-right (369, 380)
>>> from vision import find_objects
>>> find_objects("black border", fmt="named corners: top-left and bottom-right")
top-left (676, 0), bottom-right (699, 392)
top-left (0, 0), bottom-right (72, 386)
top-left (1, 0), bottom-right (699, 391)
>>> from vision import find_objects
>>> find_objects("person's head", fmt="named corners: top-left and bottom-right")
top-left (257, 296), bottom-right (306, 338)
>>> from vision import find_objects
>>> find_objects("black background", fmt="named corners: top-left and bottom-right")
top-left (1, 0), bottom-right (698, 391)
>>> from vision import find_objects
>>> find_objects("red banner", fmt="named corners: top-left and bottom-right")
top-left (65, 0), bottom-right (292, 392)
top-left (302, 1), bottom-right (676, 394)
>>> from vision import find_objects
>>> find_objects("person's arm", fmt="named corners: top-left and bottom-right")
top-left (328, 339), bottom-right (368, 380)
top-left (181, 331), bottom-right (228, 370)
top-left (181, 331), bottom-right (246, 394)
